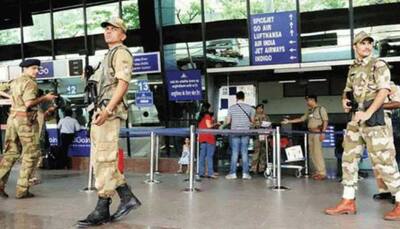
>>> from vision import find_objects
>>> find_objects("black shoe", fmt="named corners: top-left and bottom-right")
top-left (111, 184), bottom-right (141, 222)
top-left (373, 192), bottom-right (392, 200)
top-left (78, 197), bottom-right (111, 226)
top-left (16, 191), bottom-right (34, 199)
top-left (0, 186), bottom-right (8, 199)
top-left (391, 196), bottom-right (396, 204)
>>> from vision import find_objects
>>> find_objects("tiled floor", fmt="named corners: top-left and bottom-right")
top-left (0, 168), bottom-right (399, 229)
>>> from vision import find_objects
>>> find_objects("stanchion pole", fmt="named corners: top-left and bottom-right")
top-left (82, 150), bottom-right (96, 192)
top-left (272, 126), bottom-right (289, 191)
top-left (304, 132), bottom-right (309, 177)
top-left (145, 132), bottom-right (160, 184)
top-left (184, 125), bottom-right (200, 192)
top-left (155, 134), bottom-right (160, 175)
top-left (272, 130), bottom-right (277, 179)
top-left (196, 136), bottom-right (200, 175)
top-left (264, 132), bottom-right (272, 179)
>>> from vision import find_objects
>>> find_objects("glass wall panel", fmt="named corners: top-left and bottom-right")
top-left (162, 0), bottom-right (201, 26)
top-left (122, 0), bottom-right (140, 30)
top-left (353, 0), bottom-right (400, 7)
top-left (353, 1), bottom-right (400, 57)
top-left (87, 3), bottom-right (119, 35)
top-left (164, 42), bottom-right (203, 70)
top-left (250, 0), bottom-right (296, 14)
top-left (0, 28), bottom-right (21, 45)
top-left (300, 0), bottom-right (351, 62)
top-left (24, 13), bottom-right (51, 42)
top-left (205, 0), bottom-right (247, 22)
top-left (54, 8), bottom-right (84, 39)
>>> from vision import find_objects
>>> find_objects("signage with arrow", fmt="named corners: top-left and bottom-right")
top-left (250, 11), bottom-right (299, 65)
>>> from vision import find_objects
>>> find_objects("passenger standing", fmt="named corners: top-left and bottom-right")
top-left (198, 102), bottom-right (218, 179)
top-left (57, 107), bottom-right (81, 169)
top-left (225, 91), bottom-right (255, 180)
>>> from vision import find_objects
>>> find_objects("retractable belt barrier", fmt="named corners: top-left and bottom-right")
top-left (84, 127), bottom-right (345, 193)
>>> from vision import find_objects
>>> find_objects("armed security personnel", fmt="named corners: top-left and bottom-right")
top-left (78, 18), bottom-right (141, 227)
top-left (325, 31), bottom-right (400, 220)
top-left (372, 82), bottom-right (400, 203)
top-left (0, 59), bottom-right (57, 199)
top-left (281, 95), bottom-right (329, 180)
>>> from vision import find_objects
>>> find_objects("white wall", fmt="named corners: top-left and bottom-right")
top-left (258, 81), bottom-right (343, 115)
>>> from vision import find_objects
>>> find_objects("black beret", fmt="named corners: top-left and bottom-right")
top-left (19, 59), bottom-right (41, 68)
top-left (305, 94), bottom-right (318, 101)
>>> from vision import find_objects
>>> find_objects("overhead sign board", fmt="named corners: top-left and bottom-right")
top-left (250, 11), bottom-right (299, 65)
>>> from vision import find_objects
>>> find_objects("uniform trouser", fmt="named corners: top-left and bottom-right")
top-left (251, 139), bottom-right (266, 171)
top-left (0, 115), bottom-right (40, 196)
top-left (374, 115), bottom-right (395, 191)
top-left (60, 133), bottom-right (75, 169)
top-left (308, 133), bottom-right (326, 176)
top-left (91, 117), bottom-right (126, 198)
top-left (342, 121), bottom-right (400, 195)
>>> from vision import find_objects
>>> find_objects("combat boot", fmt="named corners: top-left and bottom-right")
top-left (16, 191), bottom-right (34, 199)
top-left (0, 185), bottom-right (8, 198)
top-left (384, 202), bottom-right (400, 221)
top-left (78, 197), bottom-right (111, 226)
top-left (111, 184), bottom-right (141, 221)
top-left (324, 199), bottom-right (357, 215)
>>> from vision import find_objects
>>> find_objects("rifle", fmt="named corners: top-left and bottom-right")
top-left (84, 65), bottom-right (98, 113)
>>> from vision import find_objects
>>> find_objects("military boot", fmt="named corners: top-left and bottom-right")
top-left (78, 197), bottom-right (111, 226)
top-left (325, 198), bottom-right (357, 215)
top-left (16, 190), bottom-right (34, 199)
top-left (111, 184), bottom-right (141, 221)
top-left (384, 203), bottom-right (400, 221)
top-left (0, 185), bottom-right (8, 199)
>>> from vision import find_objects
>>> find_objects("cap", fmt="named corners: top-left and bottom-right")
top-left (19, 59), bottom-right (41, 68)
top-left (305, 94), bottom-right (317, 101)
top-left (101, 17), bottom-right (127, 33)
top-left (353, 31), bottom-right (374, 45)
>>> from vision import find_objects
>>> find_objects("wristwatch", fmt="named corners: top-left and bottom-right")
top-left (105, 107), bottom-right (114, 116)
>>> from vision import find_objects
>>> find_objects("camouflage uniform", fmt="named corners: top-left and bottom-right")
top-left (90, 44), bottom-right (132, 198)
top-left (342, 56), bottom-right (400, 196)
top-left (300, 105), bottom-right (329, 176)
top-left (251, 113), bottom-right (270, 172)
top-left (0, 73), bottom-right (40, 197)
top-left (374, 82), bottom-right (400, 191)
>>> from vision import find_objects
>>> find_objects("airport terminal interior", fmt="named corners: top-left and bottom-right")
top-left (1, 0), bottom-right (400, 228)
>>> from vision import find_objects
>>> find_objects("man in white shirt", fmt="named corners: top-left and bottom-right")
top-left (57, 108), bottom-right (81, 169)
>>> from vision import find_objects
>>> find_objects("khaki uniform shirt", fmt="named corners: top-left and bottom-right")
top-left (9, 73), bottom-right (38, 112)
top-left (94, 44), bottom-right (133, 120)
top-left (344, 56), bottom-right (391, 108)
top-left (254, 113), bottom-right (271, 128)
top-left (300, 105), bottom-right (328, 129)
top-left (384, 82), bottom-right (400, 116)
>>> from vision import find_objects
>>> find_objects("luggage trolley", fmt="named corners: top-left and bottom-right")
top-left (264, 134), bottom-right (306, 179)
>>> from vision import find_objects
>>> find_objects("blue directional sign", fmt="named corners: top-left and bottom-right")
top-left (133, 52), bottom-right (161, 75)
top-left (137, 80), bottom-right (150, 92)
top-left (135, 91), bottom-right (154, 107)
top-left (166, 70), bottom-right (202, 101)
top-left (250, 11), bottom-right (299, 65)
top-left (37, 62), bottom-right (54, 78)
top-left (66, 85), bottom-right (77, 95)
top-left (322, 126), bottom-right (336, 148)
